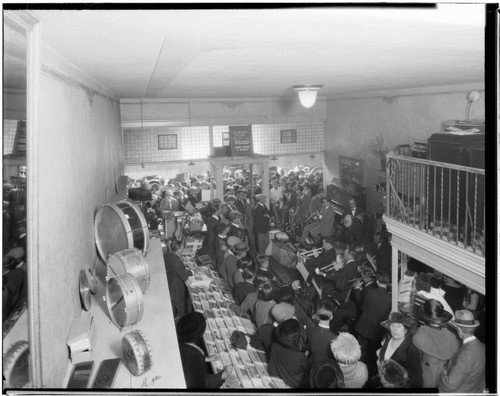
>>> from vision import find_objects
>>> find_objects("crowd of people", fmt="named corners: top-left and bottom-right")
top-left (141, 165), bottom-right (486, 391)
top-left (3, 175), bottom-right (28, 322)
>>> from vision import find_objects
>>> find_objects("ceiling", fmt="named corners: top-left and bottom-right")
top-left (4, 5), bottom-right (486, 100)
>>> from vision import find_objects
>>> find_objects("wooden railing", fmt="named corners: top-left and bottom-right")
top-left (385, 152), bottom-right (485, 257)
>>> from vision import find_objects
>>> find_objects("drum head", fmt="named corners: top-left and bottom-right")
top-left (106, 273), bottom-right (143, 329)
top-left (95, 205), bottom-right (133, 260)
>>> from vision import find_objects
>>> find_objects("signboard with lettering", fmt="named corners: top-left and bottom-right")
top-left (228, 125), bottom-right (253, 156)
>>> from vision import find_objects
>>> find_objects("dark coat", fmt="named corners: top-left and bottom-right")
top-left (354, 287), bottom-right (392, 342)
top-left (268, 342), bottom-right (311, 388)
top-left (252, 202), bottom-right (271, 234)
top-left (373, 240), bottom-right (392, 275)
top-left (250, 323), bottom-right (276, 359)
top-left (378, 333), bottom-right (423, 388)
top-left (323, 259), bottom-right (359, 302)
top-left (306, 324), bottom-right (336, 364)
top-left (203, 215), bottom-right (219, 255)
top-left (163, 251), bottom-right (189, 316)
top-left (437, 338), bottom-right (485, 393)
top-left (178, 342), bottom-right (223, 388)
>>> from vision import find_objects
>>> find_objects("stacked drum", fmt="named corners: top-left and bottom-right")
top-left (94, 199), bottom-right (151, 330)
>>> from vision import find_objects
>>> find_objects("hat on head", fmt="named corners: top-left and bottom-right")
top-left (309, 359), bottom-right (345, 389)
top-left (164, 189), bottom-right (173, 196)
top-left (275, 318), bottom-right (303, 349)
top-left (176, 312), bottom-right (207, 343)
top-left (416, 299), bottom-right (452, 325)
top-left (225, 195), bottom-right (237, 202)
top-left (255, 194), bottom-right (266, 201)
top-left (226, 236), bottom-right (241, 248)
top-left (233, 242), bottom-right (248, 253)
top-left (271, 303), bottom-right (295, 323)
top-left (452, 309), bottom-right (480, 328)
top-left (330, 332), bottom-right (361, 365)
top-left (381, 311), bottom-right (414, 329)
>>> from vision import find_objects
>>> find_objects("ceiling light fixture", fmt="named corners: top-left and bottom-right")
top-left (293, 85), bottom-right (323, 108)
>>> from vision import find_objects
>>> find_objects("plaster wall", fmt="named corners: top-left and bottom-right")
top-left (35, 44), bottom-right (123, 387)
top-left (324, 90), bottom-right (485, 214)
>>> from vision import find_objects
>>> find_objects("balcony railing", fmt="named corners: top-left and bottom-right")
top-left (385, 152), bottom-right (485, 257)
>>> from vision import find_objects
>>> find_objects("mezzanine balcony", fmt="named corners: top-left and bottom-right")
top-left (383, 151), bottom-right (485, 294)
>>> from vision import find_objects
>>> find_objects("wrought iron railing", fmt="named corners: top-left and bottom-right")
top-left (385, 152), bottom-right (485, 257)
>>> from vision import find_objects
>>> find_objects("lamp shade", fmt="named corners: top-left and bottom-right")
top-left (294, 85), bottom-right (323, 108)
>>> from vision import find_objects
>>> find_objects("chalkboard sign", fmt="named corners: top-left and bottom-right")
top-left (228, 125), bottom-right (253, 156)
top-left (13, 120), bottom-right (26, 157)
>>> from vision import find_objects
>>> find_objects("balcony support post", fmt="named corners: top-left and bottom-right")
top-left (391, 245), bottom-right (399, 312)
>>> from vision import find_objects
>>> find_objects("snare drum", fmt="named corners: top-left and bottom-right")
top-left (107, 248), bottom-right (150, 293)
top-left (95, 199), bottom-right (150, 260)
top-left (106, 273), bottom-right (144, 329)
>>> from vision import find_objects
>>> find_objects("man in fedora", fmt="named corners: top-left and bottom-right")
top-left (219, 240), bottom-right (248, 290)
top-left (437, 309), bottom-right (486, 393)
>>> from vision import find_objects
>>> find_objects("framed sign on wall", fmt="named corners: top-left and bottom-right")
top-left (228, 125), bottom-right (253, 156)
top-left (339, 155), bottom-right (364, 186)
top-left (158, 134), bottom-right (178, 150)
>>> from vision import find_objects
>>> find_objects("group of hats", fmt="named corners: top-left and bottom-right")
top-left (415, 299), bottom-right (480, 328)
top-left (384, 300), bottom-right (480, 330)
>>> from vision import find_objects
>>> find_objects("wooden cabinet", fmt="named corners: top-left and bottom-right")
top-left (427, 133), bottom-right (484, 231)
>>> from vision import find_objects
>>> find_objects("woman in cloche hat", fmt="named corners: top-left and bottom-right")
top-left (371, 312), bottom-right (422, 388)
top-left (412, 299), bottom-right (460, 388)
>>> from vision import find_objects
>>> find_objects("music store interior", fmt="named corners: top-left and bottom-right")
top-left (2, 5), bottom-right (494, 392)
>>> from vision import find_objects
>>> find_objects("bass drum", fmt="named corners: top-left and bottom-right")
top-left (107, 248), bottom-right (150, 293)
top-left (95, 199), bottom-right (150, 261)
top-left (106, 273), bottom-right (144, 329)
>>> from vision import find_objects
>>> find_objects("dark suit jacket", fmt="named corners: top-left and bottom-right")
top-left (252, 202), bottom-right (271, 234)
top-left (354, 287), bottom-right (392, 342)
top-left (163, 251), bottom-right (189, 305)
top-left (323, 259), bottom-right (359, 301)
top-left (352, 281), bottom-right (378, 311)
top-left (438, 338), bottom-right (486, 393)
top-left (374, 240), bottom-right (392, 274)
top-left (203, 215), bottom-right (219, 254)
top-left (178, 342), bottom-right (223, 388)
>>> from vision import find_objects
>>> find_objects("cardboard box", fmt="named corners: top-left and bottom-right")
top-left (67, 312), bottom-right (96, 355)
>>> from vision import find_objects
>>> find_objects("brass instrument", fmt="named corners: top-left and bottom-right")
top-left (317, 258), bottom-right (345, 273)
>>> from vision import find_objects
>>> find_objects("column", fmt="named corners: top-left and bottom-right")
top-left (391, 245), bottom-right (399, 312)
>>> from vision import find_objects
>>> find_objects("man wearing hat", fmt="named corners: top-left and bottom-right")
top-left (309, 359), bottom-right (344, 388)
top-left (437, 310), bottom-right (485, 393)
top-left (177, 312), bottom-right (233, 388)
top-left (250, 302), bottom-right (296, 359)
top-left (252, 194), bottom-right (271, 255)
top-left (218, 239), bottom-right (248, 290)
top-left (300, 194), bottom-right (335, 246)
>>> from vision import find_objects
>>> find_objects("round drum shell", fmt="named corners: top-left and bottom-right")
top-left (107, 248), bottom-right (150, 293)
top-left (106, 273), bottom-right (144, 329)
top-left (94, 199), bottom-right (150, 261)
top-left (121, 329), bottom-right (153, 376)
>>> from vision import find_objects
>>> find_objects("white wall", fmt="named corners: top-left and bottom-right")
top-left (324, 89), bottom-right (485, 214)
top-left (35, 44), bottom-right (123, 386)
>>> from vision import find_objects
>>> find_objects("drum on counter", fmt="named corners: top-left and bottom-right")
top-left (94, 199), bottom-right (150, 261)
top-left (106, 273), bottom-right (144, 329)
top-left (107, 248), bottom-right (150, 293)
top-left (121, 329), bottom-right (153, 376)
